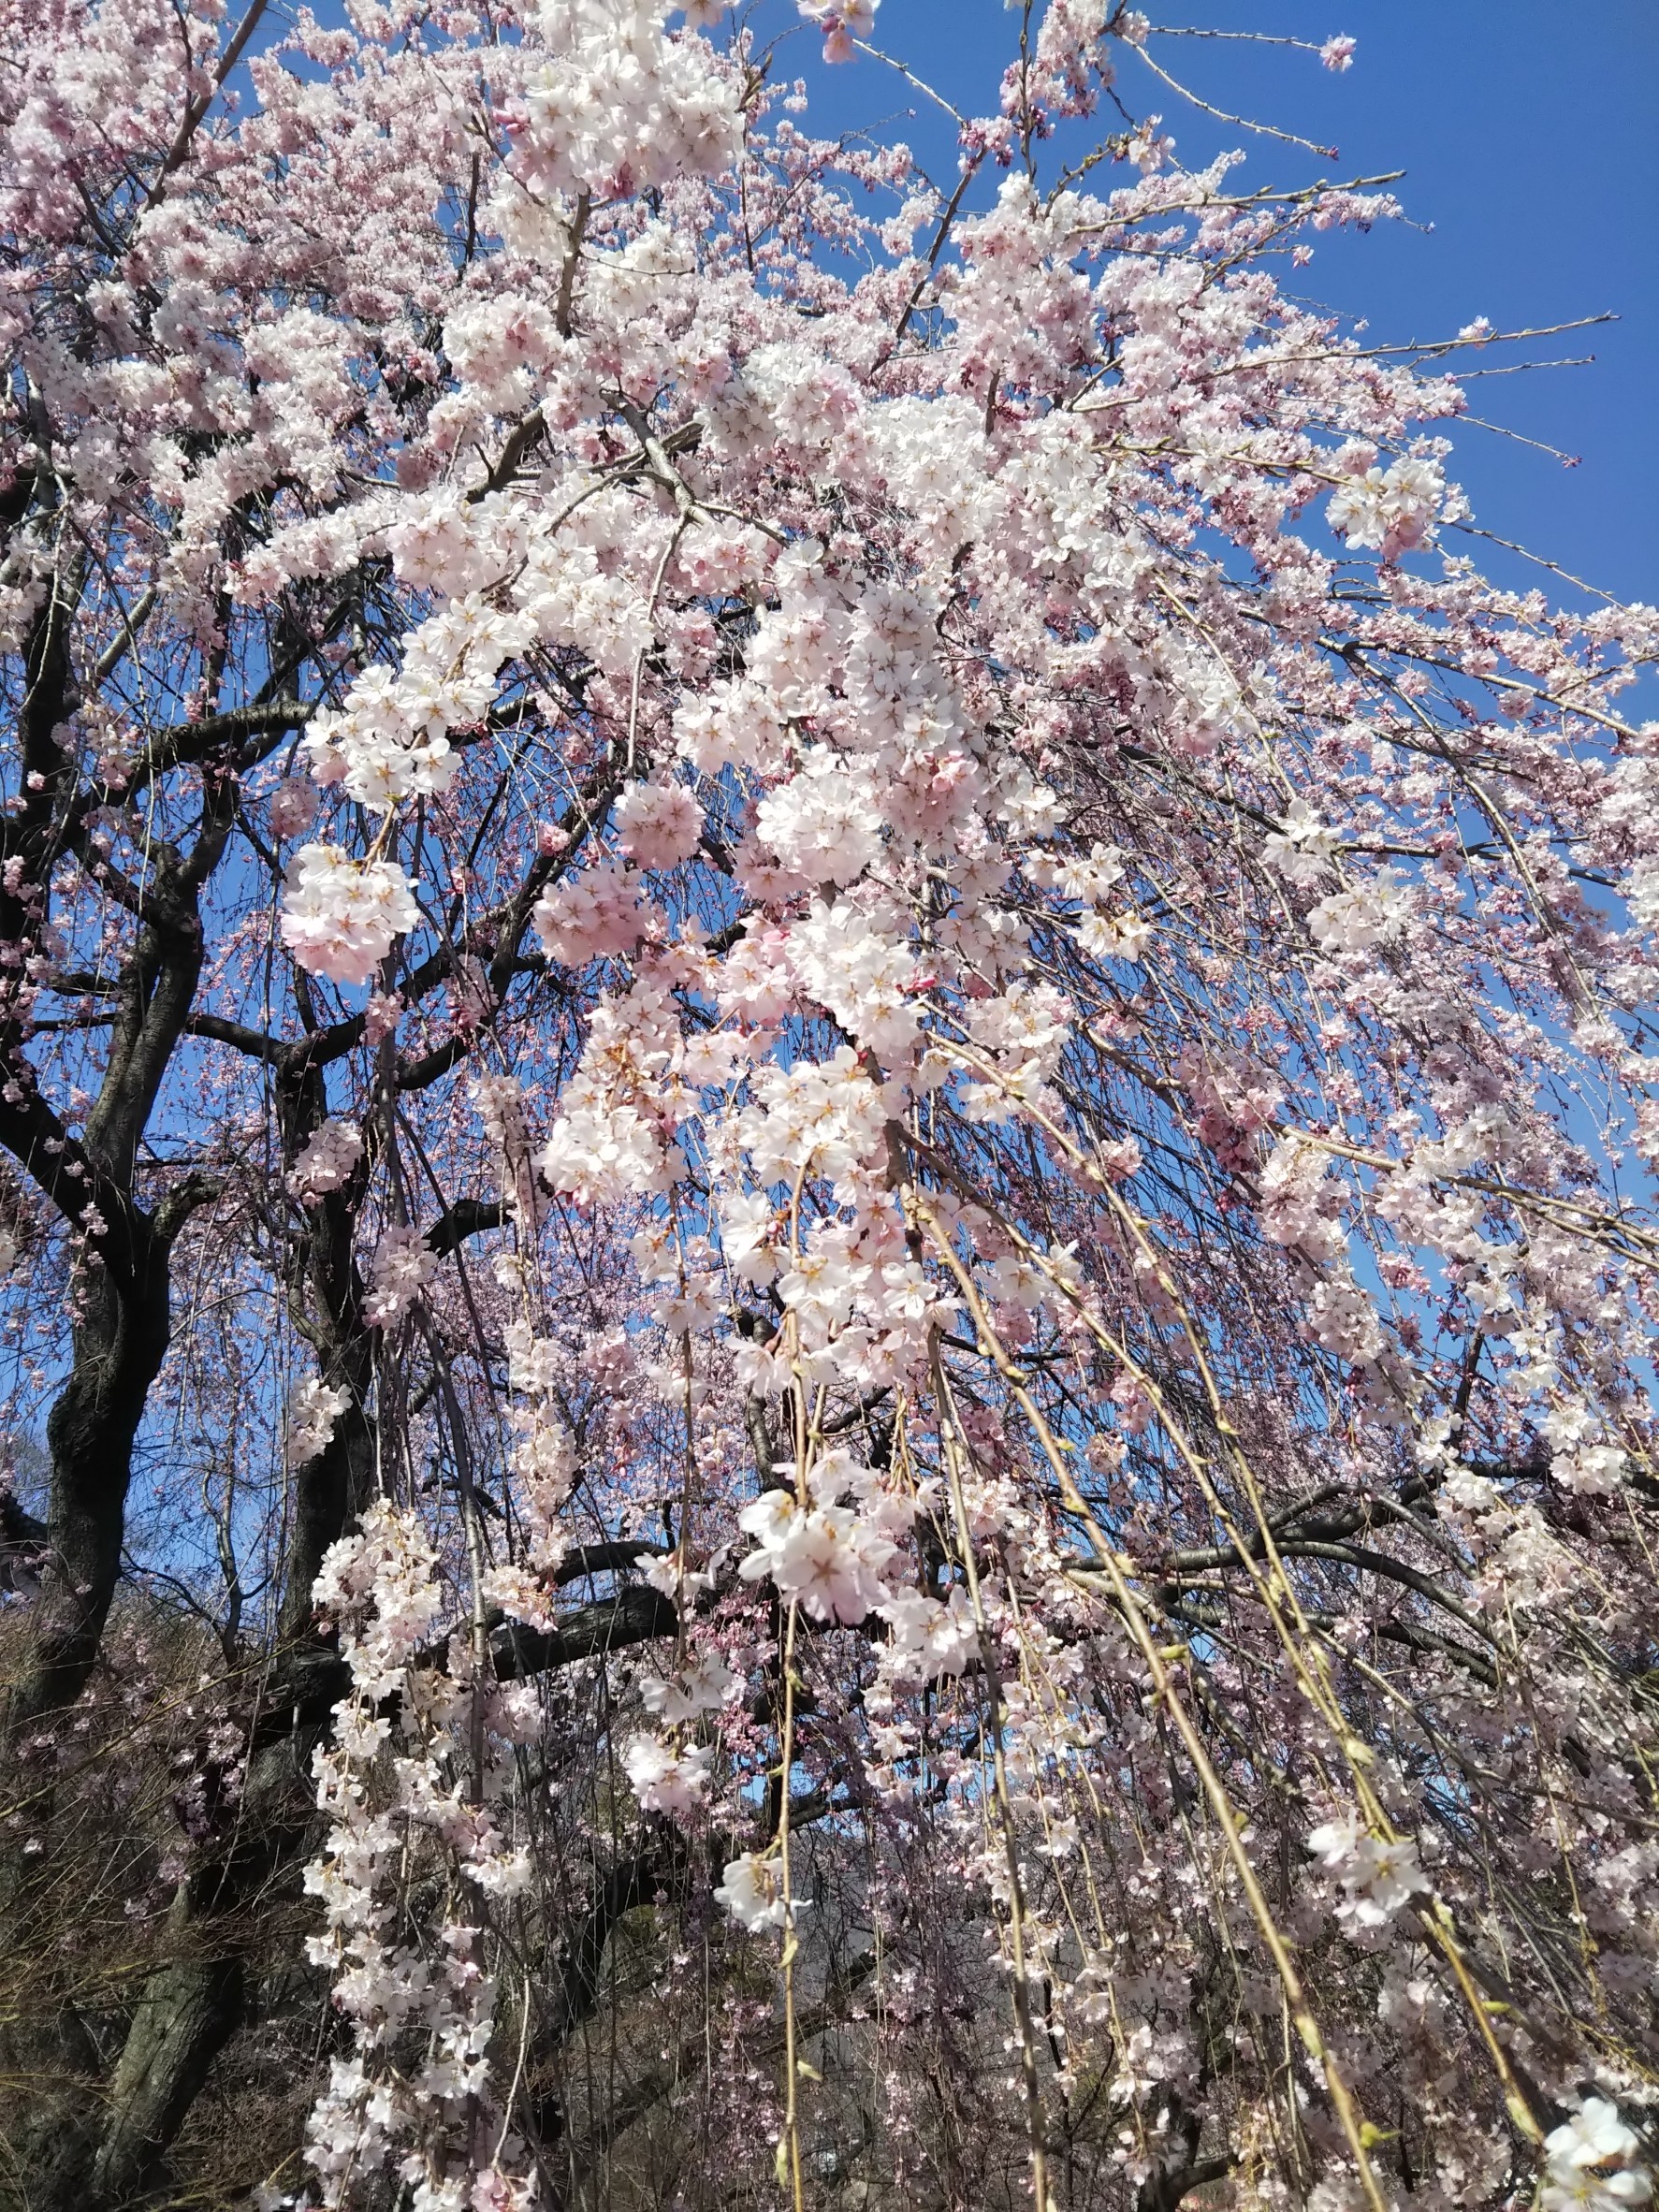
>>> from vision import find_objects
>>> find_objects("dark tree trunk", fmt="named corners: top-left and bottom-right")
top-left (6, 1245), bottom-right (173, 1737)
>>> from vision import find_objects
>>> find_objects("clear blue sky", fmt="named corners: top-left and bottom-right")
top-left (749, 0), bottom-right (1657, 611)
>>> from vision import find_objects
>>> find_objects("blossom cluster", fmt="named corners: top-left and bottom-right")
top-left (280, 846), bottom-right (421, 989)
top-left (286, 1119), bottom-right (363, 1204)
top-left (304, 1505), bottom-right (537, 2207)
top-left (1327, 454), bottom-right (1448, 558)
top-left (286, 1376), bottom-right (350, 1468)
top-left (362, 1223), bottom-right (438, 1329)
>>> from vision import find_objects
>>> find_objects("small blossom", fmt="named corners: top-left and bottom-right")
top-left (1542, 2100), bottom-right (1652, 2212)
top-left (1307, 1815), bottom-right (1425, 1937)
top-left (713, 1852), bottom-right (808, 1932)
top-left (269, 775), bottom-right (318, 839)
top-left (287, 1376), bottom-right (350, 1466)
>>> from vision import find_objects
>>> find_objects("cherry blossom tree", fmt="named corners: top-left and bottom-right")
top-left (0, 2), bottom-right (1656, 2209)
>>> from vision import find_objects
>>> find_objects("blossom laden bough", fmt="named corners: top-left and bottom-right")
top-left (1, 0), bottom-right (1657, 2204)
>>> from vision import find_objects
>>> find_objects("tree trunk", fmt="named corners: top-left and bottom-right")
top-left (85, 1957), bottom-right (244, 2208)
top-left (5, 1249), bottom-right (172, 1739)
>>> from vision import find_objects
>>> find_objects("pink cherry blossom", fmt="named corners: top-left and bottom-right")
top-left (280, 846), bottom-right (421, 988)
top-left (612, 778), bottom-right (704, 870)
top-left (3, 1), bottom-right (1656, 2205)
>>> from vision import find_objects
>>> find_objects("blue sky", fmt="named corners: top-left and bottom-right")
top-left (749, 0), bottom-right (1657, 611)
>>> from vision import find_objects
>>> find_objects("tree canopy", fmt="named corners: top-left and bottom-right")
top-left (0, 4), bottom-right (1655, 2209)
